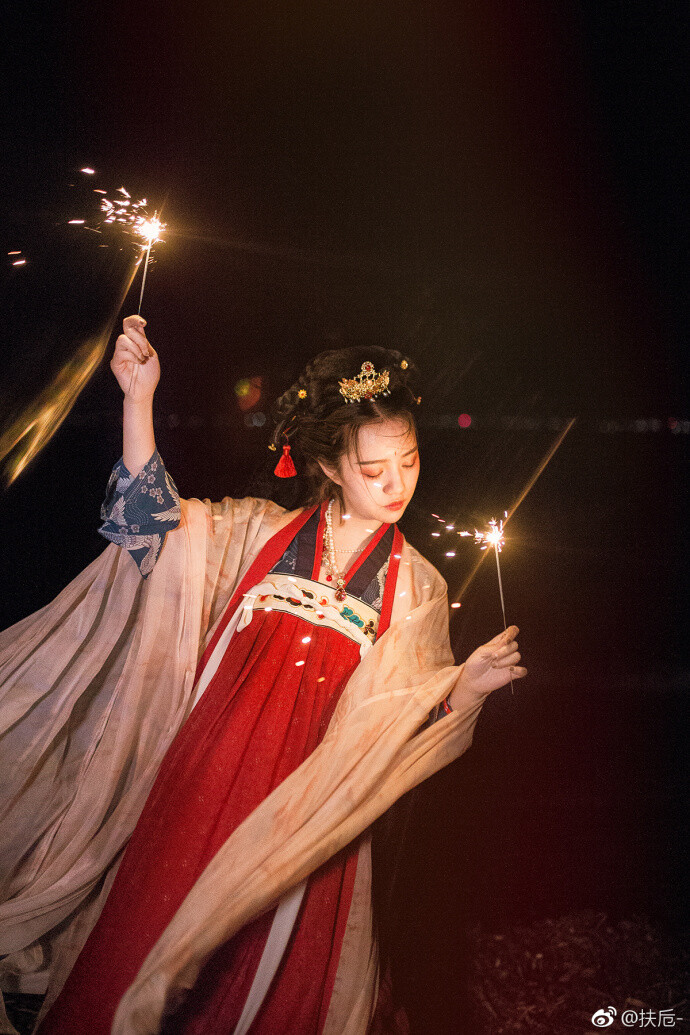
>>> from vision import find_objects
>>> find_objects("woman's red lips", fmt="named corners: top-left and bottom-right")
top-left (385, 500), bottom-right (405, 509)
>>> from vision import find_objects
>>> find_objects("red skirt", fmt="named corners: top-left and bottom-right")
top-left (37, 608), bottom-right (367, 1035)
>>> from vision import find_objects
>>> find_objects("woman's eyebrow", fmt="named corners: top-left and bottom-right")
top-left (356, 445), bottom-right (418, 466)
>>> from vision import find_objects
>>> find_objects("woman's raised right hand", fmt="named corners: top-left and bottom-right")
top-left (111, 315), bottom-right (160, 402)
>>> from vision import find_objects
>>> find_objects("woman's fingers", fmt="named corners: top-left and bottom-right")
top-left (113, 334), bottom-right (147, 365)
top-left (492, 650), bottom-right (521, 669)
top-left (122, 316), bottom-right (153, 357)
top-left (123, 314), bottom-right (148, 338)
top-left (492, 640), bottom-right (517, 657)
top-left (487, 624), bottom-right (519, 646)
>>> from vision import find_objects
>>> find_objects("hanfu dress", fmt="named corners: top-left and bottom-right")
top-left (36, 450), bottom-right (423, 1034)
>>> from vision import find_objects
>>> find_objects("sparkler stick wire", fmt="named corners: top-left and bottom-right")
top-left (129, 212), bottom-right (161, 394)
top-left (137, 237), bottom-right (154, 316)
top-left (492, 542), bottom-right (514, 694)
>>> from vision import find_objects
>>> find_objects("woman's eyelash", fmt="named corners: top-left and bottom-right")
top-left (362, 462), bottom-right (416, 479)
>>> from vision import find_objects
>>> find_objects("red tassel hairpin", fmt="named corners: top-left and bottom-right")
top-left (273, 428), bottom-right (297, 478)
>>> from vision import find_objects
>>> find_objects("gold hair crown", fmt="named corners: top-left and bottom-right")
top-left (338, 361), bottom-right (391, 404)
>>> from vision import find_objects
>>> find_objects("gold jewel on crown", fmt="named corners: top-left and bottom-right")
top-left (338, 361), bottom-right (391, 404)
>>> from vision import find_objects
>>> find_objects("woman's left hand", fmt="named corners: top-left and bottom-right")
top-left (449, 625), bottom-right (527, 706)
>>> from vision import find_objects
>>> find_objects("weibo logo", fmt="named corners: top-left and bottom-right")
top-left (591, 1007), bottom-right (617, 1027)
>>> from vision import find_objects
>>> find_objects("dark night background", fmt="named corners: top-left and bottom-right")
top-left (0, 2), bottom-right (687, 1031)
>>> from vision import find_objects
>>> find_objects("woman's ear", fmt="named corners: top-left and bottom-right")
top-left (317, 459), bottom-right (341, 486)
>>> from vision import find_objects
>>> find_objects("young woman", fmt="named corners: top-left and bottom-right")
top-left (0, 316), bottom-right (525, 1034)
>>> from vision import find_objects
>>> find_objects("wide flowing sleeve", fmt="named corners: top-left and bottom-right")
top-left (0, 490), bottom-right (296, 1034)
top-left (98, 448), bottom-right (181, 578)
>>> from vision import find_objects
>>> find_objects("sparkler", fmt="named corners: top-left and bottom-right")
top-left (90, 186), bottom-right (166, 392)
top-left (465, 512), bottom-right (514, 694)
top-left (97, 189), bottom-right (166, 310)
top-left (127, 212), bottom-right (164, 394)
top-left (0, 170), bottom-right (166, 484)
top-left (135, 214), bottom-right (164, 314)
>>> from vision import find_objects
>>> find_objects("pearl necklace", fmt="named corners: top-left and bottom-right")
top-left (323, 499), bottom-right (349, 601)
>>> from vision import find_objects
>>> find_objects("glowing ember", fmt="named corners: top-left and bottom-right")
top-left (471, 515), bottom-right (506, 552)
top-left (135, 216), bottom-right (164, 246)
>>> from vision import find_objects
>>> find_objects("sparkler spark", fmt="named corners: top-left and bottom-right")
top-left (135, 216), bottom-right (164, 247)
top-left (472, 515), bottom-right (506, 552)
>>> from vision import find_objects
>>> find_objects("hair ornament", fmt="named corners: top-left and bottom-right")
top-left (338, 361), bottom-right (391, 404)
top-left (400, 359), bottom-right (408, 370)
top-left (273, 423), bottom-right (297, 478)
top-left (298, 388), bottom-right (307, 399)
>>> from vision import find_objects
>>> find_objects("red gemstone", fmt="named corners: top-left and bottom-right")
top-left (325, 574), bottom-right (332, 581)
top-left (335, 589), bottom-right (347, 601)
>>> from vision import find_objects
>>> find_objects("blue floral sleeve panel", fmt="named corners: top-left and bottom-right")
top-left (98, 448), bottom-right (181, 578)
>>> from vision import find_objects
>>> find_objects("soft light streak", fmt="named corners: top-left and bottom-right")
top-left (0, 262), bottom-right (140, 485)
top-left (454, 418), bottom-right (577, 603)
top-left (0, 338), bottom-right (107, 484)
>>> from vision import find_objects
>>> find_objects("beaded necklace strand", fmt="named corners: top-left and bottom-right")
top-left (323, 498), bottom-right (364, 601)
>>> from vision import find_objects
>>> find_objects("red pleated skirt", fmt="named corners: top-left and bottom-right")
top-left (37, 608), bottom-right (367, 1035)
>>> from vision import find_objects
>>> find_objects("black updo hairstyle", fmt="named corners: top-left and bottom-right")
top-left (267, 345), bottom-right (421, 510)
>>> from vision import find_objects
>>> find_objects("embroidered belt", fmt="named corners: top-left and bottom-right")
top-left (237, 574), bottom-right (379, 655)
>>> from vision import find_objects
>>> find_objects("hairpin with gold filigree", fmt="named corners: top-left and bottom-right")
top-left (338, 361), bottom-right (391, 404)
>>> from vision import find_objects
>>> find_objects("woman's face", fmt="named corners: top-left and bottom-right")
top-left (322, 417), bottom-right (420, 524)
